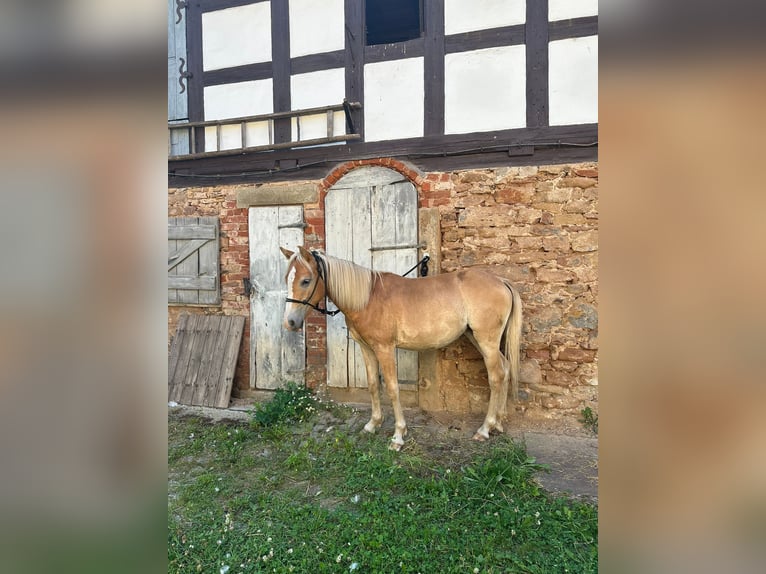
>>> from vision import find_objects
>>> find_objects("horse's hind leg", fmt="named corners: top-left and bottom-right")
top-left (358, 343), bottom-right (383, 433)
top-left (376, 346), bottom-right (407, 451)
top-left (467, 330), bottom-right (507, 441)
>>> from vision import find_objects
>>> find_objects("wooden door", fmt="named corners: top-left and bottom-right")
top-left (325, 166), bottom-right (419, 389)
top-left (248, 206), bottom-right (306, 389)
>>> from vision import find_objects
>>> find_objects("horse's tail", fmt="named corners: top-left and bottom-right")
top-left (502, 280), bottom-right (523, 402)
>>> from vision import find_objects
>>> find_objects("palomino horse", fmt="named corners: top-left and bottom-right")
top-left (281, 246), bottom-right (522, 451)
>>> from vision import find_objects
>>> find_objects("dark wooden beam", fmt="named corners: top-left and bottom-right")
top-left (364, 37), bottom-right (425, 63)
top-left (549, 16), bottom-right (599, 41)
top-left (186, 2), bottom-right (205, 152)
top-left (290, 50), bottom-right (346, 75)
top-left (444, 24), bottom-right (525, 53)
top-left (345, 0), bottom-right (365, 139)
top-left (203, 62), bottom-right (272, 86)
top-left (423, 0), bottom-right (445, 136)
top-left (270, 0), bottom-right (291, 144)
top-left (169, 124), bottom-right (598, 186)
top-left (526, 0), bottom-right (549, 129)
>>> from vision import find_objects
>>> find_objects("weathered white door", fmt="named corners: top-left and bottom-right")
top-left (325, 166), bottom-right (419, 389)
top-left (248, 206), bottom-right (305, 389)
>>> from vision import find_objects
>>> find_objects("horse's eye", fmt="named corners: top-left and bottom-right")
top-left (301, 278), bottom-right (311, 286)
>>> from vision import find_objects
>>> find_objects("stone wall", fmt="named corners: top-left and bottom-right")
top-left (167, 159), bottom-right (598, 420)
top-left (419, 163), bottom-right (599, 418)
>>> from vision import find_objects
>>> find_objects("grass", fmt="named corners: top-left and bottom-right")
top-left (579, 407), bottom-right (599, 435)
top-left (169, 397), bottom-right (597, 574)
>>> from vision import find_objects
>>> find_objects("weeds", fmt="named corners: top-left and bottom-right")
top-left (250, 382), bottom-right (318, 428)
top-left (169, 414), bottom-right (598, 574)
top-left (579, 407), bottom-right (599, 435)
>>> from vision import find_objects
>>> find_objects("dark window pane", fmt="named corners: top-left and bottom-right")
top-left (365, 0), bottom-right (422, 46)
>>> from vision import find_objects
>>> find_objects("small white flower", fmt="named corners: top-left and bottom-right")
top-left (336, 554), bottom-right (343, 563)
top-left (215, 487), bottom-right (220, 492)
top-left (220, 566), bottom-right (230, 574)
top-left (217, 540), bottom-right (222, 545)
top-left (267, 537), bottom-right (272, 542)
top-left (349, 564), bottom-right (359, 572)
top-left (535, 511), bottom-right (540, 518)
top-left (511, 529), bottom-right (516, 536)
top-left (287, 548), bottom-right (293, 554)
top-left (474, 568), bottom-right (480, 573)
top-left (189, 433), bottom-right (195, 439)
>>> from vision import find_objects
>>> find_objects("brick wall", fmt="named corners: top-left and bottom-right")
top-left (168, 159), bottom-right (598, 419)
top-left (168, 187), bottom-right (251, 390)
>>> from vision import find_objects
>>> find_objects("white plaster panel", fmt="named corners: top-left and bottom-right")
top-left (549, 0), bottom-right (598, 22)
top-left (549, 36), bottom-right (598, 126)
top-left (290, 68), bottom-right (346, 140)
top-left (291, 68), bottom-right (345, 109)
top-left (444, 45), bottom-right (526, 134)
top-left (202, 3), bottom-right (272, 71)
top-left (363, 58), bottom-right (424, 142)
top-left (204, 79), bottom-right (274, 121)
top-left (445, 0), bottom-right (525, 35)
top-left (289, 0), bottom-right (345, 58)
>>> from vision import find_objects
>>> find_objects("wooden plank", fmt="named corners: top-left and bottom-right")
top-left (174, 314), bottom-right (201, 404)
top-left (168, 239), bottom-right (209, 270)
top-left (213, 316), bottom-right (246, 408)
top-left (168, 275), bottom-right (217, 290)
top-left (167, 313), bottom-right (188, 400)
top-left (278, 206), bottom-right (305, 383)
top-left (190, 315), bottom-right (223, 405)
top-left (325, 189), bottom-right (351, 388)
top-left (271, 0), bottom-right (291, 145)
top-left (177, 217), bottom-right (200, 305)
top-left (167, 314), bottom-right (245, 407)
top-left (392, 181), bottom-right (419, 384)
top-left (351, 187), bottom-right (372, 388)
top-left (198, 217), bottom-right (220, 305)
top-left (168, 218), bottom-right (179, 303)
top-left (167, 224), bottom-right (217, 240)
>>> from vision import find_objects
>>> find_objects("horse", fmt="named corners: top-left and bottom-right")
top-left (280, 246), bottom-right (523, 451)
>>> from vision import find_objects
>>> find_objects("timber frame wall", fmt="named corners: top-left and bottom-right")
top-left (169, 0), bottom-right (597, 186)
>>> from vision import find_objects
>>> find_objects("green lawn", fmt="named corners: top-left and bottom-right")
top-left (168, 403), bottom-right (597, 574)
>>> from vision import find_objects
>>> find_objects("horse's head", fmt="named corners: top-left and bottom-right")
top-left (281, 246), bottom-right (326, 331)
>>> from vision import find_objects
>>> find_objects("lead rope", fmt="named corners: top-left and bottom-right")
top-left (401, 254), bottom-right (430, 278)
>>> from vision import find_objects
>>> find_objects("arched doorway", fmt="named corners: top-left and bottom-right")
top-left (324, 166), bottom-right (420, 390)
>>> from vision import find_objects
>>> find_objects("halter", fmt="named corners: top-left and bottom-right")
top-left (284, 251), bottom-right (341, 316)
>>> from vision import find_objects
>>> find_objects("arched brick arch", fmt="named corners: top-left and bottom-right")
top-left (319, 158), bottom-right (425, 193)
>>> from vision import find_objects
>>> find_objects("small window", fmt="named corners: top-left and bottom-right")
top-left (365, 0), bottom-right (423, 46)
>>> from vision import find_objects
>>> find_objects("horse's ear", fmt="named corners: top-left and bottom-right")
top-left (280, 247), bottom-right (294, 260)
top-left (297, 246), bottom-right (314, 265)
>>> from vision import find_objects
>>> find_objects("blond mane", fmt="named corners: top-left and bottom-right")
top-left (314, 252), bottom-right (378, 312)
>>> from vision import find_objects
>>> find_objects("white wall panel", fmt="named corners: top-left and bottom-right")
top-left (202, 3), bottom-right (272, 71)
top-left (289, 0), bottom-right (345, 58)
top-left (549, 36), bottom-right (598, 126)
top-left (364, 58), bottom-right (424, 142)
top-left (549, 0), bottom-right (598, 21)
top-left (204, 79), bottom-right (274, 120)
top-left (444, 45), bottom-right (526, 134)
top-left (290, 68), bottom-right (346, 139)
top-left (445, 0), bottom-right (525, 35)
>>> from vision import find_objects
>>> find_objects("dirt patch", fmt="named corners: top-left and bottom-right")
top-left (169, 401), bottom-right (598, 502)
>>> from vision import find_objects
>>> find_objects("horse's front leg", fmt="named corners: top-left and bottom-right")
top-left (376, 346), bottom-right (407, 451)
top-left (358, 342), bottom-right (383, 434)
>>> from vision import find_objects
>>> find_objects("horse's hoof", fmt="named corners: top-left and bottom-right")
top-left (363, 421), bottom-right (378, 433)
top-left (388, 439), bottom-right (404, 451)
top-left (472, 432), bottom-right (489, 442)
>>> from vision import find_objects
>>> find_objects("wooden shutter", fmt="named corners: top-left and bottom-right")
top-left (168, 217), bottom-right (220, 305)
top-left (168, 0), bottom-right (190, 154)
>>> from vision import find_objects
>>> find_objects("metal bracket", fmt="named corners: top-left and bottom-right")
top-left (178, 58), bottom-right (192, 94)
top-left (175, 0), bottom-right (188, 24)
